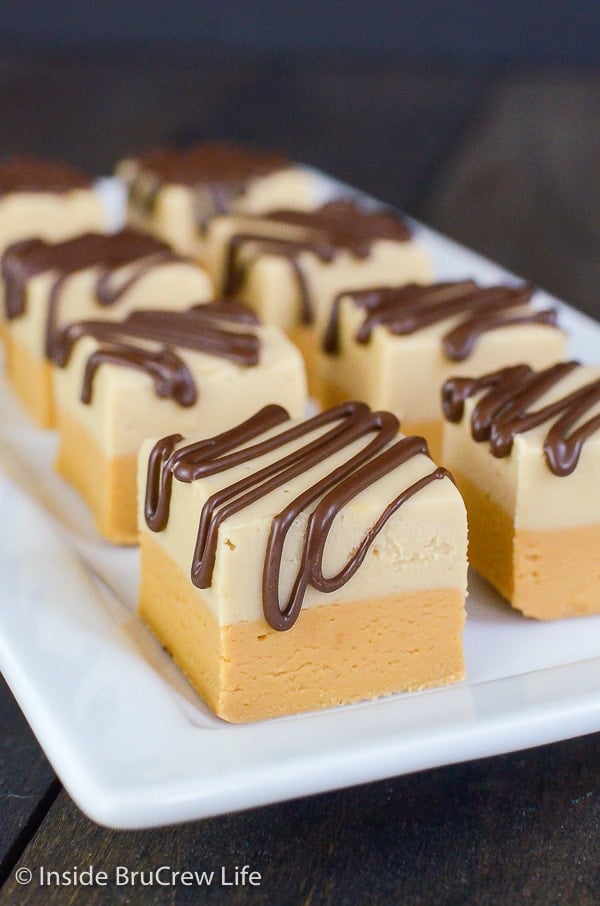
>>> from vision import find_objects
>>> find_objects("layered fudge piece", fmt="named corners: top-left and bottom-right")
top-left (203, 200), bottom-right (431, 395)
top-left (0, 156), bottom-right (105, 254)
top-left (2, 228), bottom-right (212, 426)
top-left (441, 361), bottom-right (600, 619)
top-left (54, 302), bottom-right (307, 544)
top-left (0, 156), bottom-right (106, 339)
top-left (138, 401), bottom-right (468, 722)
top-left (116, 142), bottom-right (320, 257)
top-left (319, 280), bottom-right (566, 459)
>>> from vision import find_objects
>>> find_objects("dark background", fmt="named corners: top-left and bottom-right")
top-left (2, 0), bottom-right (599, 65)
top-left (1, 4), bottom-right (600, 904)
top-left (0, 1), bottom-right (598, 314)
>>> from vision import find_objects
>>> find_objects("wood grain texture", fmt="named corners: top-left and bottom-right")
top-left (0, 678), bottom-right (59, 885)
top-left (2, 733), bottom-right (599, 904)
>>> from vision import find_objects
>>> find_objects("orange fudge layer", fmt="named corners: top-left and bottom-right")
top-left (56, 409), bottom-right (137, 545)
top-left (5, 334), bottom-right (53, 428)
top-left (453, 468), bottom-right (600, 620)
top-left (139, 534), bottom-right (466, 723)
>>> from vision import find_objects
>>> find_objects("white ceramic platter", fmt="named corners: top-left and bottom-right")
top-left (0, 192), bottom-right (599, 829)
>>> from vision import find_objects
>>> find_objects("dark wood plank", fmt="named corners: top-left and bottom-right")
top-left (2, 733), bottom-right (599, 904)
top-left (418, 74), bottom-right (600, 319)
top-left (0, 678), bottom-right (59, 885)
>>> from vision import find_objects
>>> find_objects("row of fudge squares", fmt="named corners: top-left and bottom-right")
top-left (136, 359), bottom-right (600, 722)
top-left (0, 155), bottom-right (592, 547)
top-left (0, 169), bottom-right (567, 450)
top-left (0, 160), bottom-right (467, 722)
top-left (0, 206), bottom-right (427, 550)
top-left (0, 219), bottom-right (575, 547)
top-left (0, 150), bottom-right (598, 725)
top-left (0, 145), bottom-right (323, 265)
top-left (2, 221), bottom-right (597, 636)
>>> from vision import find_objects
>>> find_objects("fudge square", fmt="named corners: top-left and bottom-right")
top-left (319, 280), bottom-right (567, 460)
top-left (2, 228), bottom-right (212, 427)
top-left (116, 142), bottom-right (320, 258)
top-left (441, 361), bottom-right (600, 619)
top-left (202, 200), bottom-right (431, 395)
top-left (138, 401), bottom-right (468, 723)
top-left (53, 302), bottom-right (307, 544)
top-left (0, 156), bottom-right (106, 340)
top-left (0, 156), bottom-right (105, 255)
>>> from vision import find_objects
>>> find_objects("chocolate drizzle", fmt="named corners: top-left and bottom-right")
top-left (221, 201), bottom-right (412, 324)
top-left (0, 156), bottom-right (92, 195)
top-left (145, 401), bottom-right (449, 630)
top-left (123, 143), bottom-right (289, 226)
top-left (52, 301), bottom-right (261, 407)
top-left (442, 362), bottom-right (600, 476)
top-left (323, 280), bottom-right (558, 358)
top-left (0, 229), bottom-right (183, 352)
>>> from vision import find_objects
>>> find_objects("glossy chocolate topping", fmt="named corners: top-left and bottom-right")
top-left (145, 401), bottom-right (449, 630)
top-left (0, 229), bottom-right (183, 354)
top-left (442, 361), bottom-right (600, 476)
top-left (323, 280), bottom-right (558, 357)
top-left (260, 201), bottom-right (411, 250)
top-left (0, 156), bottom-right (92, 195)
top-left (123, 143), bottom-right (289, 223)
top-left (222, 201), bottom-right (412, 324)
top-left (53, 301), bottom-right (261, 407)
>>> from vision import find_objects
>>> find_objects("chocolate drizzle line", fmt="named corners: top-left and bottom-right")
top-left (2, 230), bottom-right (177, 319)
top-left (0, 229), bottom-right (183, 350)
top-left (442, 361), bottom-right (600, 476)
top-left (123, 143), bottom-right (289, 226)
top-left (323, 280), bottom-right (558, 358)
top-left (52, 302), bottom-right (261, 407)
top-left (221, 201), bottom-right (412, 324)
top-left (0, 156), bottom-right (92, 195)
top-left (145, 401), bottom-right (449, 630)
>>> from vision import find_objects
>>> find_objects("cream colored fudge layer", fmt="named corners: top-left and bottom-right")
top-left (54, 324), bottom-right (307, 460)
top-left (138, 423), bottom-right (468, 626)
top-left (122, 167), bottom-right (319, 258)
top-left (319, 294), bottom-right (567, 430)
top-left (319, 297), bottom-right (567, 421)
top-left (54, 322), bottom-right (307, 543)
top-left (442, 365), bottom-right (600, 533)
top-left (0, 188), bottom-right (106, 341)
top-left (203, 215), bottom-right (430, 402)
top-left (441, 365), bottom-right (600, 618)
top-left (0, 189), bottom-right (105, 254)
top-left (204, 215), bottom-right (432, 336)
top-left (7, 261), bottom-right (212, 427)
top-left (9, 261), bottom-right (212, 360)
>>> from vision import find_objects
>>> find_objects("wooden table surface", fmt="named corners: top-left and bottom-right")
top-left (0, 56), bottom-right (599, 905)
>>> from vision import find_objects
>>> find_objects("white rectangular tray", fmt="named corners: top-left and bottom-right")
top-left (0, 213), bottom-right (599, 829)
